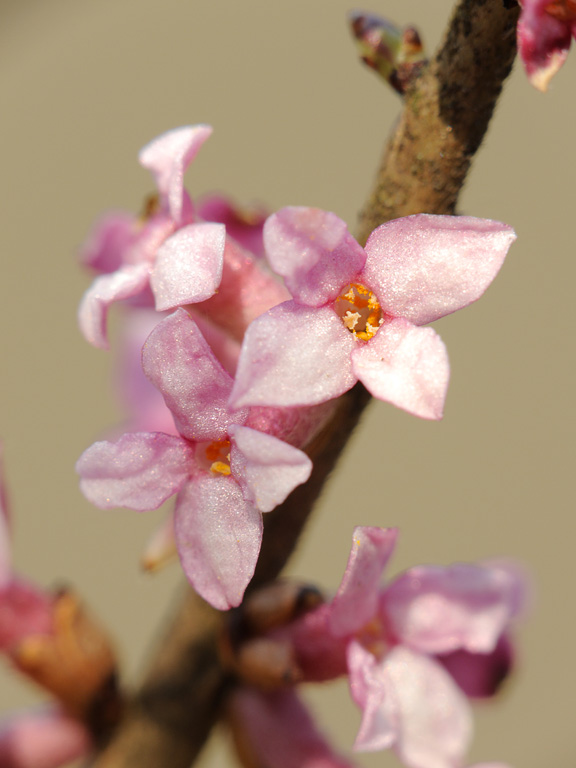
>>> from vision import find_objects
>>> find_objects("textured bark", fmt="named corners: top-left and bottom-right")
top-left (90, 1), bottom-right (520, 765)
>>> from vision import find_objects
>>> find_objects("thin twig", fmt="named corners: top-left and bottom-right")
top-left (90, 1), bottom-right (520, 765)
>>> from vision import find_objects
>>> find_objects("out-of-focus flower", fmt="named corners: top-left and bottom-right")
top-left (77, 310), bottom-right (334, 610)
top-left (267, 527), bottom-right (524, 768)
top-left (229, 687), bottom-right (357, 768)
top-left (518, 0), bottom-right (576, 90)
top-left (0, 706), bottom-right (90, 768)
top-left (198, 194), bottom-right (268, 259)
top-left (229, 209), bottom-right (515, 419)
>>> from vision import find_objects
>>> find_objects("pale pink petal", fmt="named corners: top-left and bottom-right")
top-left (194, 236), bottom-right (290, 342)
top-left (151, 223), bottom-right (226, 311)
top-left (347, 641), bottom-right (398, 752)
top-left (79, 211), bottom-right (139, 274)
top-left (264, 207), bottom-right (366, 307)
top-left (518, 0), bottom-right (573, 91)
top-left (138, 125), bottom-right (212, 223)
top-left (174, 475), bottom-right (262, 609)
top-left (198, 194), bottom-right (267, 258)
top-left (229, 303), bottom-right (357, 408)
top-left (384, 647), bottom-right (473, 768)
top-left (330, 527), bottom-right (398, 638)
top-left (232, 687), bottom-right (357, 768)
top-left (78, 263), bottom-right (151, 349)
top-left (0, 707), bottom-right (90, 768)
top-left (140, 512), bottom-right (177, 572)
top-left (142, 309), bottom-right (247, 441)
top-left (228, 425), bottom-right (312, 513)
top-left (351, 318), bottom-right (449, 420)
top-left (76, 432), bottom-right (192, 511)
top-left (362, 215), bottom-right (515, 325)
top-left (383, 563), bottom-right (521, 655)
top-left (0, 578), bottom-right (53, 652)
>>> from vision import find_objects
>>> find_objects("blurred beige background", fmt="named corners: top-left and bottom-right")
top-left (1, 1), bottom-right (574, 766)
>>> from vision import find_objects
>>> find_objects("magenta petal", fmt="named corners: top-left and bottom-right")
top-left (78, 263), bottom-right (151, 349)
top-left (264, 207), bottom-right (366, 306)
top-left (363, 215), bottom-right (515, 325)
top-left (518, 0), bottom-right (573, 90)
top-left (330, 527), bottom-right (398, 638)
top-left (347, 641), bottom-right (398, 752)
top-left (142, 309), bottom-right (247, 441)
top-left (151, 223), bottom-right (226, 311)
top-left (232, 687), bottom-right (357, 768)
top-left (174, 475), bottom-right (262, 609)
top-left (76, 432), bottom-right (192, 511)
top-left (138, 125), bottom-right (212, 223)
top-left (0, 707), bottom-right (90, 768)
top-left (352, 319), bottom-right (449, 420)
top-left (437, 634), bottom-right (513, 699)
top-left (0, 578), bottom-right (53, 652)
top-left (384, 647), bottom-right (473, 768)
top-left (383, 563), bottom-right (521, 655)
top-left (229, 425), bottom-right (312, 513)
top-left (229, 303), bottom-right (357, 408)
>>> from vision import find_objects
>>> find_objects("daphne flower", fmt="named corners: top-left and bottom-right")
top-left (229, 208), bottom-right (515, 419)
top-left (518, 0), bottom-right (576, 91)
top-left (272, 527), bottom-right (524, 768)
top-left (76, 309), bottom-right (321, 609)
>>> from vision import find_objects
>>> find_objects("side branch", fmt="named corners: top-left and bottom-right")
top-left (91, 0), bottom-right (520, 765)
top-left (357, 0), bottom-right (520, 244)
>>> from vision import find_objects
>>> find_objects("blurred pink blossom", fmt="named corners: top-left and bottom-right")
top-left (518, 0), bottom-right (576, 90)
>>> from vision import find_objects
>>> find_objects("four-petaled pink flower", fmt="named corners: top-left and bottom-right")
top-left (518, 0), bottom-right (576, 91)
top-left (76, 309), bottom-right (317, 610)
top-left (228, 208), bottom-right (515, 420)
top-left (273, 526), bottom-right (524, 768)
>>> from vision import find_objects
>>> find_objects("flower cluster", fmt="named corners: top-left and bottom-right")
top-left (226, 526), bottom-right (524, 768)
top-left (76, 125), bottom-right (516, 612)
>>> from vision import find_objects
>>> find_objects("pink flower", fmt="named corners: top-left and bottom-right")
top-left (518, 0), bottom-right (576, 91)
top-left (0, 447), bottom-right (53, 653)
top-left (0, 706), bottom-right (90, 768)
top-left (275, 527), bottom-right (524, 768)
top-left (198, 194), bottom-right (267, 259)
top-left (76, 309), bottom-right (321, 609)
top-left (229, 209), bottom-right (515, 420)
top-left (79, 127), bottom-right (289, 349)
top-left (78, 125), bottom-right (229, 348)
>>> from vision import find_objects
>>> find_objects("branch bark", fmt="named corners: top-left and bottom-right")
top-left (90, 1), bottom-right (520, 765)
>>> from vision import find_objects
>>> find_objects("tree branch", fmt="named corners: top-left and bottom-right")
top-left (90, 1), bottom-right (520, 765)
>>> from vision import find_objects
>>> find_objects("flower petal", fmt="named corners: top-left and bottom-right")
top-left (78, 263), bottom-right (151, 349)
top-left (437, 634), bottom-right (513, 699)
top-left (347, 640), bottom-right (398, 752)
top-left (264, 207), bottom-right (366, 306)
top-left (138, 124), bottom-right (212, 223)
top-left (142, 309), bottom-right (247, 441)
top-left (362, 215), bottom-right (515, 325)
top-left (229, 425), bottom-right (312, 513)
top-left (351, 318), bottom-right (449, 420)
top-left (198, 194), bottom-right (267, 259)
top-left (174, 475), bottom-right (262, 609)
top-left (383, 563), bottom-right (522, 655)
top-left (384, 647), bottom-right (472, 768)
top-left (76, 432), bottom-right (192, 511)
top-left (79, 211), bottom-right (139, 274)
top-left (151, 223), bottom-right (226, 311)
top-left (0, 578), bottom-right (54, 652)
top-left (231, 687), bottom-right (357, 768)
top-left (518, 0), bottom-right (573, 91)
top-left (0, 706), bottom-right (90, 768)
top-left (229, 303), bottom-right (357, 408)
top-left (330, 527), bottom-right (398, 638)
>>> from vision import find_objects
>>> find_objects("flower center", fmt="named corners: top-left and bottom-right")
top-left (545, 0), bottom-right (576, 22)
top-left (334, 283), bottom-right (383, 341)
top-left (196, 440), bottom-right (231, 476)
